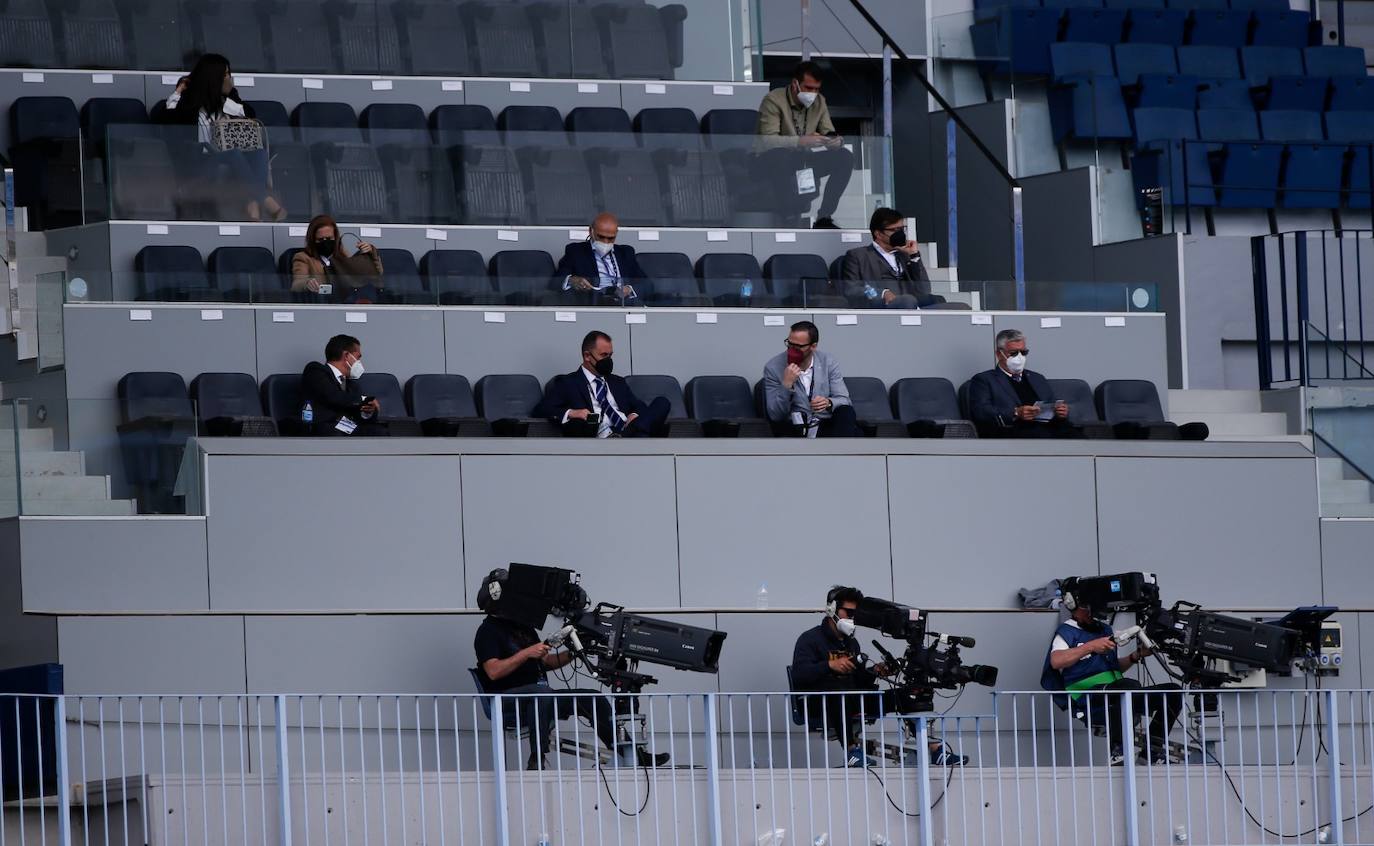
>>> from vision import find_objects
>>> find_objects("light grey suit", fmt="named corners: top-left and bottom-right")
top-left (761, 349), bottom-right (852, 423)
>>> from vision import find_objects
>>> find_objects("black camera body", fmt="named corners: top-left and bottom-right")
top-left (853, 596), bottom-right (999, 713)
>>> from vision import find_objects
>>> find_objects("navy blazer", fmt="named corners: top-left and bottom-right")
top-left (538, 368), bottom-right (650, 423)
top-left (552, 241), bottom-right (649, 300)
top-left (966, 367), bottom-right (1055, 429)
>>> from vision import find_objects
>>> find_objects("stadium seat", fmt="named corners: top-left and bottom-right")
top-left (1052, 42), bottom-right (1116, 79)
top-left (519, 147), bottom-right (598, 225)
top-left (655, 148), bottom-right (731, 226)
top-left (499, 105), bottom-right (568, 147)
top-left (244, 100), bottom-right (290, 129)
top-left (1241, 46), bottom-right (1304, 87)
top-left (637, 252), bottom-right (709, 306)
top-left (116, 371), bottom-right (195, 512)
top-left (890, 378), bottom-right (977, 439)
top-left (207, 246), bottom-right (279, 303)
top-left (1178, 0), bottom-right (1230, 9)
top-left (1261, 110), bottom-right (1323, 141)
top-left (970, 6), bottom-right (1061, 77)
top-left (375, 249), bottom-right (427, 304)
top-left (1265, 77), bottom-right (1329, 112)
top-left (490, 250), bottom-right (556, 305)
top-left (1124, 9), bottom-right (1187, 45)
top-left (293, 102), bottom-right (362, 145)
top-left (1049, 71), bottom-right (1133, 144)
top-left (529, 2), bottom-right (610, 78)
top-left (684, 376), bottom-right (771, 438)
top-left (453, 145), bottom-right (527, 225)
top-left (58, 0), bottom-right (126, 69)
top-left (1136, 74), bottom-right (1200, 109)
top-left (260, 374), bottom-right (307, 435)
top-left (1187, 11), bottom-right (1251, 48)
top-left (1250, 10), bottom-right (1311, 49)
top-left (1115, 44), bottom-right (1179, 86)
top-left (1046, 378), bottom-right (1114, 438)
top-left (0, 0), bottom-right (58, 67)
top-left (422, 249), bottom-right (501, 305)
top-left (270, 1), bottom-right (342, 73)
top-left (195, 0), bottom-right (268, 71)
top-left (763, 253), bottom-right (845, 307)
top-left (405, 374), bottom-right (489, 437)
top-left (622, 374), bottom-right (701, 437)
top-left (355, 373), bottom-right (422, 435)
top-left (1064, 8), bottom-right (1126, 44)
top-left (1261, 111), bottom-right (1340, 208)
top-left (1303, 46), bottom-right (1366, 79)
top-left (1228, 0), bottom-right (1287, 10)
top-left (1131, 107), bottom-right (1211, 207)
top-left (135, 245), bottom-right (214, 302)
top-left (588, 148), bottom-right (667, 225)
top-left (1329, 78), bottom-right (1374, 112)
top-left (1324, 111), bottom-right (1374, 208)
top-left (1196, 78), bottom-right (1254, 110)
top-left (466, 1), bottom-right (541, 77)
top-left (9, 96), bottom-right (84, 229)
top-left (1106, 0), bottom-right (1164, 7)
top-left (378, 144), bottom-right (460, 225)
top-left (696, 253), bottom-right (776, 307)
top-left (700, 109), bottom-right (760, 138)
top-left (128, 0), bottom-right (193, 71)
top-left (399, 0), bottom-right (476, 75)
top-left (1095, 379), bottom-right (1206, 439)
top-left (337, 0), bottom-right (404, 74)
top-left (474, 374), bottom-right (558, 437)
top-left (603, 3), bottom-right (684, 79)
top-left (189, 372), bottom-right (277, 436)
top-left (567, 107), bottom-right (635, 139)
top-left (266, 141), bottom-right (317, 223)
top-left (315, 143), bottom-right (390, 221)
top-left (1041, 0), bottom-right (1102, 8)
top-left (634, 107), bottom-right (701, 139)
top-left (1177, 46), bottom-right (1242, 79)
top-left (432, 104), bottom-right (499, 147)
top-left (360, 104), bottom-right (429, 145)
top-left (109, 136), bottom-right (178, 220)
top-left (1200, 108), bottom-right (1281, 206)
top-left (843, 376), bottom-right (906, 438)
top-left (82, 98), bottom-right (149, 152)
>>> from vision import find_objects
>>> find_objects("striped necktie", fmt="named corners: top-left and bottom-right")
top-left (594, 377), bottom-right (626, 434)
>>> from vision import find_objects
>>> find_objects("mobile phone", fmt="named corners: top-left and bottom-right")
top-left (586, 413), bottom-right (601, 425)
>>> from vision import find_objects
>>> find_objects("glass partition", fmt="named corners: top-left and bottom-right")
top-left (969, 280), bottom-right (1160, 313)
top-left (1309, 387), bottom-right (1374, 518)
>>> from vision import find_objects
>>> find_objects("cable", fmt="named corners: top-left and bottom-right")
top-left (863, 757), bottom-right (956, 817)
top-left (596, 761), bottom-right (653, 816)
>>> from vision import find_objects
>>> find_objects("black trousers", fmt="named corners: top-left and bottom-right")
top-left (504, 683), bottom-right (618, 761)
top-left (800, 689), bottom-right (884, 748)
top-left (818, 404), bottom-right (862, 438)
top-left (624, 396), bottom-right (672, 437)
top-left (1081, 679), bottom-right (1183, 751)
top-left (806, 145), bottom-right (854, 219)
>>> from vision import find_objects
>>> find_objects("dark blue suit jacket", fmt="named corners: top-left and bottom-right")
top-left (538, 368), bottom-right (649, 423)
top-left (966, 367), bottom-right (1054, 429)
top-left (552, 242), bottom-right (649, 301)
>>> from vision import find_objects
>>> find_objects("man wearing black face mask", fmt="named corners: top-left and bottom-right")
top-left (841, 207), bottom-right (937, 309)
top-left (537, 331), bottom-right (671, 437)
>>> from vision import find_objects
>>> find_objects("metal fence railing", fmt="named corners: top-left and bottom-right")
top-left (3, 688), bottom-right (1371, 846)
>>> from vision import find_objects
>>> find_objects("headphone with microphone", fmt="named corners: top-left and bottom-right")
top-left (825, 585), bottom-right (862, 635)
top-left (476, 568), bottom-right (508, 612)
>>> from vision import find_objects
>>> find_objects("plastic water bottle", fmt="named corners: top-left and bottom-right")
top-left (740, 279), bottom-right (753, 303)
top-left (756, 583), bottom-right (769, 610)
top-left (863, 284), bottom-right (879, 301)
top-left (301, 401), bottom-right (313, 425)
top-left (813, 835), bottom-right (829, 846)
top-left (537, 833), bottom-right (551, 846)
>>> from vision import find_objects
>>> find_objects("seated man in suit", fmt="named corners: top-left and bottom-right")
top-left (553, 212), bottom-right (646, 306)
top-left (967, 329), bottom-right (1075, 438)
top-left (539, 330), bottom-right (671, 437)
top-left (299, 334), bottom-right (382, 436)
top-left (841, 208), bottom-right (937, 309)
top-left (761, 320), bottom-right (861, 437)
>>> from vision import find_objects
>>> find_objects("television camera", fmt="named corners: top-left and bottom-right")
top-left (1060, 572), bottom-right (1338, 686)
top-left (851, 597), bottom-right (999, 713)
top-left (477, 563), bottom-right (727, 694)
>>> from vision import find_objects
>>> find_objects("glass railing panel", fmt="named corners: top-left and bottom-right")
top-left (0, 400), bottom-right (19, 519)
top-left (35, 270), bottom-right (66, 372)
top-left (968, 280), bottom-right (1159, 313)
top-left (1309, 387), bottom-right (1374, 518)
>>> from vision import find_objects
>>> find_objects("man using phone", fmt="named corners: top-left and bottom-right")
top-left (761, 320), bottom-right (861, 437)
top-left (755, 61), bottom-right (854, 229)
top-left (538, 331), bottom-right (671, 437)
top-left (966, 329), bottom-right (1075, 438)
top-left (298, 334), bottom-right (382, 435)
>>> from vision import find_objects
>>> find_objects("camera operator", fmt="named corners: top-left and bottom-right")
top-left (474, 605), bottom-right (670, 771)
top-left (1041, 595), bottom-right (1182, 765)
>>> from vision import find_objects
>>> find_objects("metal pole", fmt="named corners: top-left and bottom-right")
top-left (800, 0), bottom-right (811, 61)
top-left (1325, 690), bottom-right (1345, 846)
top-left (1252, 235), bottom-right (1273, 389)
top-left (947, 117), bottom-right (959, 269)
top-left (55, 696), bottom-right (73, 846)
top-left (1337, 0), bottom-right (1347, 46)
top-left (704, 693), bottom-right (725, 846)
top-left (490, 696), bottom-right (511, 846)
top-left (1120, 693), bottom-right (1140, 846)
top-left (882, 45), bottom-right (894, 204)
top-left (4, 167), bottom-right (17, 336)
top-left (273, 695), bottom-right (294, 846)
top-left (1296, 231), bottom-right (1311, 387)
top-left (1012, 186), bottom-right (1025, 309)
top-left (915, 716), bottom-right (935, 846)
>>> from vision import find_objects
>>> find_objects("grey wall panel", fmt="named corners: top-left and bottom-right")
top-left (1096, 457), bottom-right (1322, 607)
top-left (1182, 235), bottom-right (1255, 389)
top-left (253, 306), bottom-right (446, 381)
top-left (57, 616), bottom-right (246, 694)
top-left (463, 80), bottom-right (620, 117)
top-left (205, 454), bottom-right (464, 610)
top-left (953, 101), bottom-right (1013, 284)
top-left (676, 456), bottom-right (891, 607)
top-left (245, 615), bottom-right (476, 694)
top-left (620, 82), bottom-right (769, 118)
top-left (1321, 519), bottom-right (1374, 607)
top-left (460, 455), bottom-right (680, 607)
top-left (1090, 235), bottom-right (1184, 388)
top-left (20, 517), bottom-right (208, 612)
top-left (714, 612), bottom-right (817, 695)
top-left (1021, 169), bottom-right (1096, 284)
top-left (888, 456), bottom-right (1099, 606)
top-left (816, 311), bottom-right (991, 388)
top-left (444, 308), bottom-right (627, 381)
top-left (994, 314), bottom-right (1169, 414)
top-left (0, 519), bottom-right (58, 669)
top-left (628, 310), bottom-right (801, 383)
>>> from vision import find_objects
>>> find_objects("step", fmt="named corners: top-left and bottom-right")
top-left (1167, 389), bottom-right (1263, 414)
top-left (1323, 502), bottom-right (1374, 519)
top-left (1204, 433), bottom-right (1314, 449)
top-left (0, 499), bottom-right (136, 516)
top-left (1318, 457), bottom-right (1352, 483)
top-left (1320, 479), bottom-right (1374, 505)
top-left (0, 428), bottom-right (56, 451)
top-left (1175, 411), bottom-right (1290, 437)
top-left (8, 474), bottom-right (110, 500)
top-left (0, 450), bottom-right (85, 477)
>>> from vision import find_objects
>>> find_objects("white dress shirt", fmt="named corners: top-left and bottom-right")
top-left (870, 243), bottom-right (903, 297)
top-left (559, 365), bottom-right (627, 438)
top-left (795, 360), bottom-right (820, 439)
top-left (563, 245), bottom-right (636, 298)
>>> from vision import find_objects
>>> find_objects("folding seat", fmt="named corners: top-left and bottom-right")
top-left (189, 372), bottom-right (277, 436)
top-left (1259, 106), bottom-right (1322, 138)
top-left (376, 249), bottom-right (428, 304)
top-left (269, 0), bottom-right (341, 73)
top-left (842, 376), bottom-right (906, 438)
top-left (600, 2), bottom-right (679, 79)
top-left (588, 148), bottom-right (666, 225)
top-left (519, 147), bottom-right (597, 225)
top-left (315, 143), bottom-right (389, 221)
top-left (0, 0), bottom-right (58, 66)
top-left (490, 250), bottom-right (555, 306)
top-left (1186, 10), bottom-right (1251, 48)
top-left (701, 109), bottom-right (759, 137)
top-left (244, 100), bottom-right (290, 129)
top-left (293, 102), bottom-right (362, 145)
top-left (567, 107), bottom-right (634, 148)
top-left (634, 107), bottom-right (702, 150)
top-left (1262, 110), bottom-right (1341, 208)
top-left (622, 374), bottom-right (700, 437)
top-left (1045, 378), bottom-right (1113, 438)
top-left (763, 253), bottom-right (845, 307)
top-left (1105, 0), bottom-right (1164, 7)
top-left (465, 0), bottom-right (541, 77)
top-left (337, 0), bottom-right (404, 74)
top-left (474, 374), bottom-right (560, 437)
top-left (360, 104), bottom-right (428, 145)
top-left (1241, 46), bottom-right (1304, 87)
top-left (1115, 43), bottom-right (1178, 85)
top-left (267, 141), bottom-right (316, 223)
top-left (453, 145), bottom-right (527, 224)
top-left (1049, 45), bottom-right (1133, 144)
top-left (531, 0), bottom-right (610, 78)
top-left (1063, 8), bottom-right (1126, 44)
top-left (696, 253), bottom-right (777, 307)
top-left (432, 104), bottom-right (499, 148)
top-left (636, 252), bottom-right (709, 306)
top-left (117, 371), bottom-right (196, 512)
top-left (1250, 10), bottom-right (1311, 49)
top-left (1195, 78), bottom-right (1254, 109)
top-left (126, 0), bottom-right (193, 70)
top-left (9, 97), bottom-right (84, 230)
top-left (397, 0), bottom-right (475, 75)
top-left (1199, 107), bottom-right (1280, 206)
top-left (655, 148), bottom-right (731, 226)
top-left (890, 378), bottom-right (977, 439)
top-left (1265, 76), bottom-right (1328, 111)
top-left (1136, 73), bottom-right (1200, 109)
top-left (58, 0), bottom-right (127, 68)
top-left (1124, 8), bottom-right (1187, 44)
top-left (355, 373), bottom-right (422, 435)
top-left (82, 98), bottom-right (149, 152)
top-left (1177, 45), bottom-right (1241, 79)
top-left (1324, 112), bottom-right (1374, 209)
top-left (1095, 379), bottom-right (1206, 439)
top-left (135, 245), bottom-right (216, 301)
top-left (499, 105), bottom-right (568, 147)
top-left (109, 136), bottom-right (178, 219)
top-left (208, 245), bottom-right (278, 302)
top-left (684, 376), bottom-right (772, 438)
top-left (260, 374), bottom-right (309, 435)
top-left (1329, 78), bottom-right (1374, 112)
top-left (405, 374), bottom-right (489, 437)
top-left (969, 7), bottom-right (1062, 78)
top-left (420, 250), bottom-right (496, 305)
top-left (1228, 0), bottom-right (1288, 10)
top-left (1051, 42), bottom-right (1116, 79)
top-left (378, 145), bottom-right (459, 225)
top-left (195, 0), bottom-right (269, 72)
top-left (1303, 46), bottom-right (1366, 79)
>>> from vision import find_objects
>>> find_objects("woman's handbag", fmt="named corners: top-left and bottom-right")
top-left (211, 117), bottom-right (266, 152)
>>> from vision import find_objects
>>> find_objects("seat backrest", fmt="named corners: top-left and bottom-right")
top-left (208, 246), bottom-right (278, 297)
top-left (406, 374), bottom-right (478, 420)
top-left (360, 103), bottom-right (428, 143)
top-left (763, 253), bottom-right (830, 301)
top-left (1250, 9), bottom-right (1310, 49)
top-left (567, 106), bottom-right (633, 137)
top-left (890, 377), bottom-right (961, 423)
top-left (1195, 78), bottom-right (1254, 110)
top-left (1177, 45), bottom-right (1241, 79)
top-left (1051, 42), bottom-right (1115, 79)
top-left (474, 374), bottom-right (543, 419)
top-left (1330, 77), bottom-right (1374, 112)
top-left (292, 101), bottom-right (361, 144)
top-left (1260, 109), bottom-right (1323, 141)
top-left (1304, 46), bottom-right (1366, 79)
top-left (499, 105), bottom-right (567, 145)
top-left (81, 98), bottom-right (149, 148)
top-left (11, 97), bottom-right (80, 145)
top-left (1198, 108), bottom-right (1260, 141)
top-left (623, 375), bottom-right (688, 419)
top-left (1094, 378), bottom-right (1165, 424)
top-left (696, 253), bottom-right (763, 280)
top-left (431, 104), bottom-right (498, 146)
top-left (1324, 111), bottom-right (1374, 142)
top-left (700, 108), bottom-right (758, 136)
top-left (421, 249), bottom-right (492, 294)
top-left (634, 107), bottom-right (700, 135)
top-left (134, 245), bottom-right (208, 298)
top-left (118, 371), bottom-right (192, 421)
top-left (489, 250), bottom-right (555, 283)
top-left (844, 376), bottom-right (895, 422)
top-left (356, 373), bottom-right (409, 419)
top-left (189, 372), bottom-right (264, 420)
top-left (638, 251), bottom-right (696, 281)
top-left (1133, 106), bottom-right (1199, 143)
top-left (685, 376), bottom-right (756, 420)
top-left (1240, 46), bottom-right (1304, 86)
top-left (244, 100), bottom-right (290, 128)
top-left (1046, 378), bottom-right (1103, 423)
top-left (1186, 10), bottom-right (1252, 48)
top-left (1114, 43), bottom-right (1177, 84)
top-left (260, 374), bottom-right (304, 424)
top-left (376, 248), bottom-right (423, 295)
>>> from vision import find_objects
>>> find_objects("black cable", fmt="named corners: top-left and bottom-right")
top-left (596, 761), bottom-right (653, 816)
top-left (863, 757), bottom-right (956, 817)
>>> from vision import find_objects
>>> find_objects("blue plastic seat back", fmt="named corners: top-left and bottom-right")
top-left (1177, 45), bottom-right (1241, 79)
top-left (1124, 8), bottom-right (1186, 44)
top-left (1280, 142), bottom-right (1343, 208)
top-left (1330, 78), bottom-right (1374, 112)
top-left (1116, 43), bottom-right (1178, 84)
top-left (1326, 113), bottom-right (1374, 209)
top-left (1199, 108), bottom-right (1261, 141)
top-left (1266, 77), bottom-right (1329, 112)
top-left (1241, 46), bottom-right (1304, 87)
top-left (1303, 46), bottom-right (1366, 79)
top-left (1187, 10), bottom-right (1252, 48)
top-left (1137, 74), bottom-right (1200, 109)
top-left (1196, 78), bottom-right (1254, 110)
top-left (1250, 10), bottom-right (1310, 49)
top-left (1063, 8), bottom-right (1126, 43)
top-left (1260, 110), bottom-right (1323, 141)
top-left (1052, 42), bottom-right (1116, 79)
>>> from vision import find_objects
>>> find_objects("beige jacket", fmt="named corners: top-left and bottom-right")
top-left (754, 85), bottom-right (836, 150)
top-left (290, 249), bottom-right (384, 292)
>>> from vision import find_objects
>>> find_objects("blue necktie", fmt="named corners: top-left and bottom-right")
top-left (594, 377), bottom-right (626, 434)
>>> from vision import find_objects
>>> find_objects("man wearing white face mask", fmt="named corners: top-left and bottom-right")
top-left (299, 334), bottom-right (381, 436)
top-left (756, 61), bottom-right (854, 229)
top-left (966, 329), bottom-right (1071, 438)
top-left (554, 212), bottom-right (646, 305)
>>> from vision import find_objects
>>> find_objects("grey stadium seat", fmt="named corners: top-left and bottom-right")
top-left (207, 246), bottom-right (278, 303)
top-left (422, 249), bottom-right (502, 305)
top-left (1046, 377), bottom-right (1114, 439)
top-left (189, 372), bottom-right (277, 436)
top-left (355, 373), bottom-right (423, 436)
top-left (623, 374), bottom-right (701, 437)
top-left (116, 371), bottom-right (195, 512)
top-left (467, 1), bottom-right (541, 77)
top-left (398, 0), bottom-right (476, 75)
top-left (1094, 379), bottom-right (1207, 440)
top-left (405, 374), bottom-right (490, 437)
top-left (684, 375), bottom-right (772, 438)
top-left (890, 377), bottom-right (977, 438)
top-left (59, 0), bottom-right (127, 69)
top-left (0, 0), bottom-right (58, 67)
top-left (490, 250), bottom-right (556, 306)
top-left (474, 374), bottom-right (560, 437)
top-left (260, 373), bottom-right (308, 436)
top-left (636, 252), bottom-right (710, 306)
top-left (843, 376), bottom-right (907, 438)
top-left (764, 253), bottom-right (847, 308)
top-left (454, 145), bottom-right (527, 225)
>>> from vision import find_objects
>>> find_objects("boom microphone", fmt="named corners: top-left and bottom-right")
top-left (933, 632), bottom-right (976, 648)
top-left (871, 640), bottom-right (900, 665)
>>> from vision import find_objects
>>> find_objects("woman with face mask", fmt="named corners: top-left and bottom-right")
top-left (290, 214), bottom-right (385, 303)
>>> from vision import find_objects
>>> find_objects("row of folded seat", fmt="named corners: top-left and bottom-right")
top-left (131, 244), bottom-right (887, 308)
top-left (0, 0), bottom-right (687, 79)
top-left (120, 369), bottom-right (1190, 441)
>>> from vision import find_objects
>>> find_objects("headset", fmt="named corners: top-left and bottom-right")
top-left (826, 585), bottom-right (861, 636)
top-left (476, 568), bottom-right (508, 612)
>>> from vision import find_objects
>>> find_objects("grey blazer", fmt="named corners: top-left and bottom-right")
top-left (840, 244), bottom-right (933, 306)
top-left (761, 349), bottom-right (852, 423)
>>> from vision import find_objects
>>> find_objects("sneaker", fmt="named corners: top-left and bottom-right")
top-left (845, 745), bottom-right (875, 768)
top-left (813, 216), bottom-right (840, 230)
top-left (1138, 749), bottom-right (1171, 766)
top-left (930, 743), bottom-right (968, 767)
top-left (1108, 746), bottom-right (1125, 767)
top-left (636, 747), bottom-right (671, 767)
top-left (526, 753), bottom-right (546, 771)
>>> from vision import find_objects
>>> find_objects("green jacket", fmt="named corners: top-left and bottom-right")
top-left (754, 86), bottom-right (835, 150)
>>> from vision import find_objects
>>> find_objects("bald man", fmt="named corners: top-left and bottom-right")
top-left (553, 213), bottom-right (649, 306)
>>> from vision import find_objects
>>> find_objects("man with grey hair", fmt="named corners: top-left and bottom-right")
top-left (966, 329), bottom-right (1072, 438)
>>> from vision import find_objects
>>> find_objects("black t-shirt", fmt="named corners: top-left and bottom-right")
top-left (474, 616), bottom-right (544, 692)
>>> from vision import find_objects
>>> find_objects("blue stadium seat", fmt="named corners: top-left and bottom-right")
top-left (431, 104), bottom-right (499, 147)
top-left (1196, 78), bottom-right (1254, 109)
top-left (1043, 0), bottom-right (1105, 8)
top-left (970, 6), bottom-right (1062, 77)
top-left (1265, 76), bottom-right (1329, 112)
top-left (1201, 109), bottom-right (1281, 206)
top-left (1303, 46), bottom-right (1367, 78)
top-left (1106, 0), bottom-right (1164, 7)
top-left (422, 249), bottom-right (500, 305)
top-left (763, 253), bottom-right (843, 307)
top-left (1260, 110), bottom-right (1323, 141)
top-left (207, 246), bottom-right (278, 302)
top-left (1137, 73), bottom-right (1200, 108)
top-left (1186, 10), bottom-right (1251, 48)
top-left (360, 104), bottom-right (429, 145)
top-left (405, 374), bottom-right (487, 437)
top-left (1177, 46), bottom-right (1241, 79)
top-left (466, 1), bottom-right (540, 77)
top-left (1173, 0), bottom-right (1228, 10)
top-left (696, 253), bottom-right (773, 307)
top-left (398, 0), bottom-right (476, 76)
top-left (0, 0), bottom-right (57, 67)
top-left (1250, 10), bottom-right (1311, 49)
top-left (1228, 0), bottom-right (1287, 10)
top-left (1063, 8), bottom-right (1126, 43)
top-left (189, 373), bottom-right (275, 436)
top-left (499, 105), bottom-right (568, 147)
top-left (1199, 107), bottom-right (1260, 140)
top-left (1048, 66), bottom-right (1133, 144)
top-left (453, 145), bottom-right (527, 225)
top-left (1324, 112), bottom-right (1374, 208)
top-left (1241, 46), bottom-right (1304, 87)
top-left (1052, 42), bottom-right (1116, 78)
top-left (1261, 110), bottom-right (1337, 207)
top-left (59, 0), bottom-right (127, 69)
top-left (376, 249), bottom-right (427, 304)
top-left (1115, 44), bottom-right (1178, 84)
top-left (260, 374), bottom-right (306, 435)
top-left (1329, 78), bottom-right (1374, 111)
top-left (135, 245), bottom-right (212, 302)
top-left (490, 250), bottom-right (555, 305)
top-left (1125, 8), bottom-right (1187, 44)
top-left (637, 252), bottom-right (709, 306)
top-left (519, 147), bottom-right (598, 225)
top-left (1131, 107), bottom-right (1212, 207)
